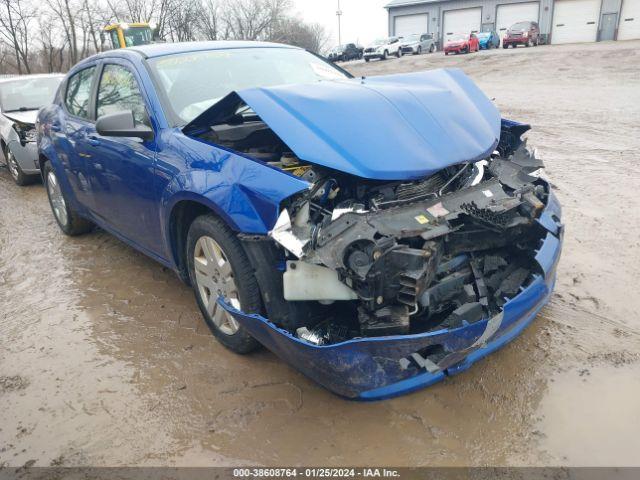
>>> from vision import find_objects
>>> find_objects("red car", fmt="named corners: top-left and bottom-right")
top-left (503, 21), bottom-right (540, 48)
top-left (444, 33), bottom-right (479, 55)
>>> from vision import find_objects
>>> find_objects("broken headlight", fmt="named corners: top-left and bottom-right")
top-left (13, 122), bottom-right (37, 145)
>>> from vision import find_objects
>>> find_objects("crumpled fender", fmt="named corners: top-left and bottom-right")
top-left (159, 130), bottom-right (309, 241)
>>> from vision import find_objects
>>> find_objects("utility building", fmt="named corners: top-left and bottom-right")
top-left (386, 0), bottom-right (639, 46)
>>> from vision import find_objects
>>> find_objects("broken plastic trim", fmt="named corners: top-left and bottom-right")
top-left (218, 198), bottom-right (562, 399)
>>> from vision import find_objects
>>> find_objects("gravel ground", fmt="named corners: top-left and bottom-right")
top-left (1, 40), bottom-right (639, 468)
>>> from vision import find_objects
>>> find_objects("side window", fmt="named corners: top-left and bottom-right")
top-left (65, 66), bottom-right (96, 119)
top-left (109, 30), bottom-right (120, 49)
top-left (97, 64), bottom-right (150, 127)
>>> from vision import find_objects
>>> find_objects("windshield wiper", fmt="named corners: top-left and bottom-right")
top-left (4, 107), bottom-right (38, 113)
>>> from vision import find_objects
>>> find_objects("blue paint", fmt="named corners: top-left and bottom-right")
top-left (37, 42), bottom-right (563, 400)
top-left (220, 199), bottom-right (563, 400)
top-left (190, 68), bottom-right (501, 180)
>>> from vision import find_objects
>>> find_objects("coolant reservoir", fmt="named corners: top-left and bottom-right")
top-left (283, 261), bottom-right (358, 301)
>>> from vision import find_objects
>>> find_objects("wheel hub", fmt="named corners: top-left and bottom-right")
top-left (7, 151), bottom-right (19, 180)
top-left (193, 236), bottom-right (241, 335)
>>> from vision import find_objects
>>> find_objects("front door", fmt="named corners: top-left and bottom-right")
top-left (85, 61), bottom-right (162, 254)
top-left (600, 13), bottom-right (617, 41)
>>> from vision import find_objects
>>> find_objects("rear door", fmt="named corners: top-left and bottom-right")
top-left (59, 65), bottom-right (99, 209)
top-left (86, 60), bottom-right (161, 253)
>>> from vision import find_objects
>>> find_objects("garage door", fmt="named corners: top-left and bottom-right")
top-left (496, 2), bottom-right (540, 39)
top-left (443, 7), bottom-right (482, 41)
top-left (394, 14), bottom-right (429, 37)
top-left (552, 0), bottom-right (601, 44)
top-left (618, 0), bottom-right (640, 40)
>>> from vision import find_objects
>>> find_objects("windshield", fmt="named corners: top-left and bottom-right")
top-left (477, 32), bottom-right (491, 38)
top-left (447, 35), bottom-right (466, 42)
top-left (123, 26), bottom-right (153, 47)
top-left (148, 47), bottom-right (350, 125)
top-left (372, 38), bottom-right (387, 46)
top-left (510, 22), bottom-right (530, 30)
top-left (0, 76), bottom-right (62, 112)
top-left (405, 34), bottom-right (420, 42)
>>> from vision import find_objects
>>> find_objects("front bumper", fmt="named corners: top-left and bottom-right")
top-left (444, 45), bottom-right (466, 54)
top-left (221, 191), bottom-right (563, 400)
top-left (8, 140), bottom-right (39, 174)
top-left (504, 37), bottom-right (526, 46)
top-left (401, 45), bottom-right (418, 54)
top-left (363, 52), bottom-right (385, 59)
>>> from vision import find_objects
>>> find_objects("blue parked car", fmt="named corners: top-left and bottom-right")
top-left (477, 31), bottom-right (501, 49)
top-left (37, 41), bottom-right (562, 399)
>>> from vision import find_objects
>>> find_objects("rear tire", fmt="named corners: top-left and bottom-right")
top-left (43, 161), bottom-right (93, 236)
top-left (187, 214), bottom-right (261, 354)
top-left (365, 57), bottom-right (370, 62)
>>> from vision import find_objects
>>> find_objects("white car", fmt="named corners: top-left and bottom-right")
top-left (0, 74), bottom-right (63, 185)
top-left (363, 36), bottom-right (403, 62)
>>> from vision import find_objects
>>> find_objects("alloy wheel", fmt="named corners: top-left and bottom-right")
top-left (6, 150), bottom-right (19, 181)
top-left (46, 170), bottom-right (68, 227)
top-left (193, 235), bottom-right (241, 335)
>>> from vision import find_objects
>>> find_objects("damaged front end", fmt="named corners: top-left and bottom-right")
top-left (185, 72), bottom-right (563, 399)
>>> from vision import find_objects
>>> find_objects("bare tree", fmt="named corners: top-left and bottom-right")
top-left (270, 18), bottom-right (328, 53)
top-left (0, 0), bottom-right (34, 73)
top-left (198, 0), bottom-right (221, 40)
top-left (223, 0), bottom-right (290, 41)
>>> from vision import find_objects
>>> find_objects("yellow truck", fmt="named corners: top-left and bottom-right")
top-left (104, 23), bottom-right (156, 49)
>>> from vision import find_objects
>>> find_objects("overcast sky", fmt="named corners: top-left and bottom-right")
top-left (291, 0), bottom-right (390, 47)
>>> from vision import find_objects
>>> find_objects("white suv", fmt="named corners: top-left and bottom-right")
top-left (363, 37), bottom-right (403, 62)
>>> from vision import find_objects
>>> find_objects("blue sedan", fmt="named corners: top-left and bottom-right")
top-left (37, 41), bottom-right (562, 399)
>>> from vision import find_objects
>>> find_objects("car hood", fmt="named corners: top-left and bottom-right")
top-left (2, 109), bottom-right (38, 125)
top-left (184, 68), bottom-right (501, 181)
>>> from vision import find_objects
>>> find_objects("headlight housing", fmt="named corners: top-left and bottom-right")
top-left (12, 122), bottom-right (37, 145)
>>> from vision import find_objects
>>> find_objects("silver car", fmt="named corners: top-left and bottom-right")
top-left (0, 74), bottom-right (63, 185)
top-left (400, 33), bottom-right (437, 55)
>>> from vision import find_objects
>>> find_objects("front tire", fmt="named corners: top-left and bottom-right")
top-left (43, 161), bottom-right (93, 236)
top-left (429, 44), bottom-right (436, 53)
top-left (187, 214), bottom-right (261, 354)
top-left (5, 146), bottom-right (35, 186)
top-left (396, 49), bottom-right (402, 58)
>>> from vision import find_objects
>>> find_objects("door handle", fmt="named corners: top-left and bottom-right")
top-left (87, 135), bottom-right (101, 147)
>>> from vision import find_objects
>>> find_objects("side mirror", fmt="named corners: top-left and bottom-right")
top-left (96, 110), bottom-right (154, 140)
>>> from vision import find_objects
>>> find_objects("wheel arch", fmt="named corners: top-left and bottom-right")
top-left (166, 195), bottom-right (240, 285)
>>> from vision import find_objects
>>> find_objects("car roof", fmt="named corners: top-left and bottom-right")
top-left (100, 40), bottom-right (299, 61)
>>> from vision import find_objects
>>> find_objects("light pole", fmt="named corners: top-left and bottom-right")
top-left (336, 0), bottom-right (343, 46)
